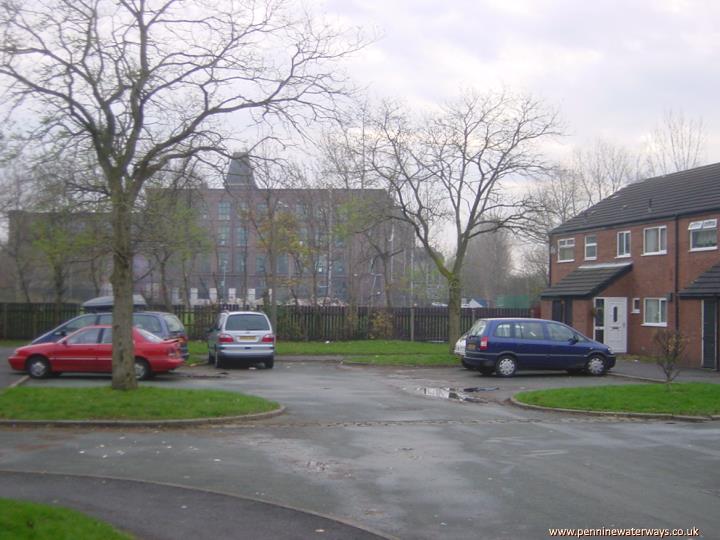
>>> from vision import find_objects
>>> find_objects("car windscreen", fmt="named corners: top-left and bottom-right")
top-left (225, 314), bottom-right (270, 331)
top-left (162, 314), bottom-right (185, 333)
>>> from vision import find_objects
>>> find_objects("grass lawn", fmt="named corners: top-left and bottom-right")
top-left (345, 353), bottom-right (457, 366)
top-left (515, 383), bottom-right (720, 416)
top-left (0, 340), bottom-right (30, 349)
top-left (276, 339), bottom-right (450, 356)
top-left (0, 498), bottom-right (132, 539)
top-left (186, 339), bottom-right (453, 366)
top-left (0, 387), bottom-right (279, 421)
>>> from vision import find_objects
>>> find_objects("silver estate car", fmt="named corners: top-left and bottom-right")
top-left (207, 311), bottom-right (275, 369)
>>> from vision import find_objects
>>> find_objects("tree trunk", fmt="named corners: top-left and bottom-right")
top-left (447, 275), bottom-right (462, 353)
top-left (111, 195), bottom-right (137, 390)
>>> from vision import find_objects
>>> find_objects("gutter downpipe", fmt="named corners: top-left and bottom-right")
top-left (674, 215), bottom-right (680, 331)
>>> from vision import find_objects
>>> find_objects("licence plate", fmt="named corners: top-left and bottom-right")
top-left (237, 336), bottom-right (256, 342)
top-left (466, 343), bottom-right (476, 351)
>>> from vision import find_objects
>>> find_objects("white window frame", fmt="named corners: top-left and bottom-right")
top-left (689, 219), bottom-right (717, 252)
top-left (632, 298), bottom-right (640, 314)
top-left (642, 226), bottom-right (667, 256)
top-left (584, 234), bottom-right (597, 260)
top-left (616, 230), bottom-right (631, 258)
top-left (643, 297), bottom-right (668, 327)
top-left (557, 238), bottom-right (575, 262)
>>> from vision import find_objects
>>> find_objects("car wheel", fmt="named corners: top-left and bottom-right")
top-left (585, 355), bottom-right (607, 376)
top-left (134, 358), bottom-right (151, 381)
top-left (214, 348), bottom-right (224, 369)
top-left (207, 351), bottom-right (213, 364)
top-left (461, 358), bottom-right (476, 371)
top-left (27, 356), bottom-right (51, 379)
top-left (478, 367), bottom-right (494, 376)
top-left (495, 355), bottom-right (518, 377)
top-left (264, 358), bottom-right (274, 369)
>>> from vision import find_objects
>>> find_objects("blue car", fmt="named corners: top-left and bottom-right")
top-left (31, 311), bottom-right (189, 361)
top-left (463, 318), bottom-right (615, 377)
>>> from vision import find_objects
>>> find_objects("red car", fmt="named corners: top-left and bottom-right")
top-left (8, 325), bottom-right (184, 380)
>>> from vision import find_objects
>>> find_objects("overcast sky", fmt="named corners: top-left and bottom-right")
top-left (320, 0), bottom-right (720, 164)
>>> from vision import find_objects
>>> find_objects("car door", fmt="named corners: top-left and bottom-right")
top-left (207, 314), bottom-right (225, 351)
top-left (545, 322), bottom-right (584, 369)
top-left (95, 328), bottom-right (113, 372)
top-left (50, 327), bottom-right (103, 372)
top-left (513, 321), bottom-right (551, 369)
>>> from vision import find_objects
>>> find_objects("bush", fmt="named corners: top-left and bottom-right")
top-left (653, 329), bottom-right (686, 385)
top-left (369, 310), bottom-right (394, 340)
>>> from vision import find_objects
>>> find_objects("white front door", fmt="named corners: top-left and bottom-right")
top-left (603, 297), bottom-right (627, 353)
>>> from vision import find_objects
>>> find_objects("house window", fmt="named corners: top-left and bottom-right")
top-left (584, 235), bottom-right (597, 260)
top-left (235, 226), bottom-right (247, 246)
top-left (689, 219), bottom-right (717, 251)
top-left (217, 252), bottom-right (230, 272)
top-left (593, 298), bottom-right (605, 343)
top-left (217, 225), bottom-right (229, 246)
top-left (632, 298), bottom-right (640, 313)
top-left (643, 226), bottom-right (667, 255)
top-left (617, 231), bottom-right (631, 258)
top-left (643, 298), bottom-right (667, 326)
top-left (557, 238), bottom-right (575, 262)
top-left (236, 253), bottom-right (246, 273)
top-left (255, 254), bottom-right (266, 274)
top-left (218, 201), bottom-right (231, 221)
top-left (277, 254), bottom-right (289, 275)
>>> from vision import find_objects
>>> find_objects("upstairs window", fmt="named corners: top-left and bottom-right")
top-left (217, 225), bottom-right (229, 246)
top-left (235, 226), bottom-right (247, 246)
top-left (217, 201), bottom-right (231, 221)
top-left (557, 238), bottom-right (575, 262)
top-left (617, 231), bottom-right (631, 257)
top-left (689, 219), bottom-right (717, 251)
top-left (643, 226), bottom-right (667, 255)
top-left (584, 235), bottom-right (597, 260)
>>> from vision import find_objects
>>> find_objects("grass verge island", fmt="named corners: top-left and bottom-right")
top-left (344, 353), bottom-right (457, 366)
top-left (515, 383), bottom-right (720, 417)
top-left (0, 387), bottom-right (279, 421)
top-left (0, 498), bottom-right (132, 539)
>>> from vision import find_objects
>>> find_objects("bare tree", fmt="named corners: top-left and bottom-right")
top-left (573, 140), bottom-right (643, 206)
top-left (645, 110), bottom-right (707, 176)
top-left (0, 0), bottom-right (363, 389)
top-left (367, 90), bottom-right (560, 349)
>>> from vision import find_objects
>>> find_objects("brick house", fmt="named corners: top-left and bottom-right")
top-left (540, 162), bottom-right (720, 370)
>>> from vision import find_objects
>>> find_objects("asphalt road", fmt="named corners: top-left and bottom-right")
top-left (1, 361), bottom-right (719, 539)
top-left (0, 345), bottom-right (24, 387)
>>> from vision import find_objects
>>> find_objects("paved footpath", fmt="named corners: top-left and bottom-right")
top-left (0, 471), bottom-right (389, 540)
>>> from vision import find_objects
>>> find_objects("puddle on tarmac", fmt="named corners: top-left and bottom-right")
top-left (416, 386), bottom-right (499, 403)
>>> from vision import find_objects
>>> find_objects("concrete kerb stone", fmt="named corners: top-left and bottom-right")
top-left (509, 395), bottom-right (716, 422)
top-left (0, 405), bottom-right (286, 428)
top-left (608, 372), bottom-right (666, 384)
